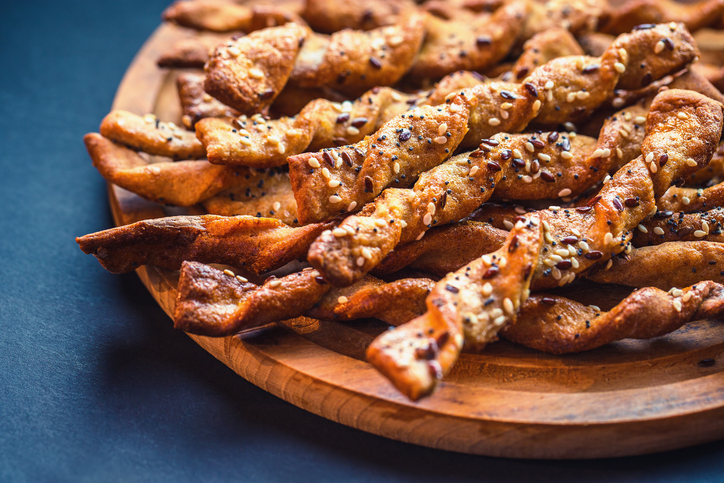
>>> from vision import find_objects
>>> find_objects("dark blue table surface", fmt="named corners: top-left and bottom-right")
top-left (2, 1), bottom-right (724, 481)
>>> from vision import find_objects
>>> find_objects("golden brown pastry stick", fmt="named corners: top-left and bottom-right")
top-left (99, 111), bottom-right (206, 160)
top-left (201, 168), bottom-right (299, 225)
top-left (511, 28), bottom-right (585, 82)
top-left (367, 216), bottom-right (542, 400)
top-left (686, 147), bottom-right (724, 186)
top-left (289, 93), bottom-right (474, 224)
top-left (162, 0), bottom-right (305, 33)
top-left (502, 281), bottom-right (724, 354)
top-left (76, 215), bottom-right (336, 275)
top-left (196, 86), bottom-right (411, 168)
top-left (519, 0), bottom-right (604, 41)
top-left (588, 241), bottom-right (724, 290)
top-left (84, 134), bottom-right (244, 207)
top-left (177, 72), bottom-right (240, 129)
top-left (632, 208), bottom-right (724, 246)
top-left (657, 182), bottom-right (724, 213)
top-left (577, 32), bottom-right (615, 57)
top-left (157, 31), bottom-right (238, 69)
top-left (373, 221), bottom-right (507, 277)
top-left (174, 262), bottom-right (329, 336)
top-left (600, 0), bottom-right (724, 35)
top-left (302, 0), bottom-right (416, 33)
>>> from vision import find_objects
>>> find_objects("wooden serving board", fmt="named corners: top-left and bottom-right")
top-left (103, 22), bottom-right (724, 459)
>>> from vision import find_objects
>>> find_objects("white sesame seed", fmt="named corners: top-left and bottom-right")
top-left (277, 143), bottom-right (286, 154)
top-left (346, 126), bottom-right (360, 136)
top-left (469, 166), bottom-right (479, 176)
top-left (654, 40), bottom-right (665, 54)
top-left (482, 255), bottom-right (492, 265)
top-left (399, 220), bottom-right (408, 228)
top-left (653, 227), bottom-right (665, 235)
top-left (488, 118), bottom-right (501, 126)
top-left (694, 230), bottom-right (707, 238)
top-left (321, 167), bottom-right (331, 179)
top-left (493, 315), bottom-right (507, 326)
top-left (549, 205), bottom-right (561, 211)
top-left (670, 22), bottom-right (678, 29)
top-left (577, 91), bottom-right (590, 100)
top-left (240, 137), bottom-right (253, 146)
top-left (341, 101), bottom-right (353, 112)
top-left (333, 228), bottom-right (347, 237)
top-left (356, 257), bottom-right (365, 267)
top-left (427, 202), bottom-right (436, 215)
top-left (545, 81), bottom-right (554, 90)
top-left (673, 299), bottom-right (682, 312)
top-left (347, 201), bottom-right (357, 212)
top-left (501, 102), bottom-right (513, 110)
top-left (579, 241), bottom-right (590, 252)
top-left (614, 62), bottom-right (626, 73)
top-left (393, 162), bottom-right (400, 174)
top-left (538, 153), bottom-right (551, 161)
top-left (603, 174), bottom-right (612, 184)
top-left (686, 158), bottom-right (698, 167)
top-left (645, 153), bottom-right (654, 163)
top-left (434, 136), bottom-right (448, 144)
top-left (503, 220), bottom-right (514, 230)
top-left (533, 100), bottom-right (541, 111)
top-left (571, 258), bottom-right (580, 269)
top-left (682, 196), bottom-right (691, 205)
top-left (272, 201), bottom-right (281, 211)
top-left (525, 142), bottom-right (535, 153)
top-left (308, 158), bottom-right (321, 168)
top-left (375, 219), bottom-right (387, 227)
top-left (503, 298), bottom-right (515, 315)
top-left (389, 36), bottom-right (404, 47)
top-left (566, 92), bottom-right (576, 103)
top-left (635, 116), bottom-right (646, 125)
top-left (522, 175), bottom-right (533, 183)
top-left (671, 288), bottom-right (683, 297)
top-left (362, 247), bottom-right (372, 260)
top-left (616, 147), bottom-right (623, 158)
top-left (499, 256), bottom-right (507, 268)
top-left (344, 225), bottom-right (355, 236)
top-left (328, 179), bottom-right (340, 188)
top-left (561, 151), bottom-right (573, 160)
top-left (558, 188), bottom-right (572, 197)
top-left (423, 213), bottom-right (432, 225)
top-left (267, 135), bottom-right (280, 145)
top-left (223, 269), bottom-right (235, 277)
top-left (338, 296), bottom-right (349, 304)
top-left (703, 221), bottom-right (710, 234)
top-left (438, 123), bottom-right (448, 136)
top-left (490, 308), bottom-right (503, 319)
top-left (513, 149), bottom-right (522, 158)
top-left (236, 275), bottom-right (248, 283)
top-left (650, 161), bottom-right (658, 173)
top-left (604, 232), bottom-right (613, 244)
top-left (268, 280), bottom-right (282, 288)
top-left (482, 282), bottom-right (493, 296)
top-left (249, 68), bottom-right (264, 79)
top-left (552, 267), bottom-right (562, 280)
top-left (677, 111), bottom-right (688, 120)
top-left (623, 111), bottom-right (632, 122)
top-left (683, 292), bottom-right (692, 302)
top-left (638, 224), bottom-right (648, 233)
top-left (329, 195), bottom-right (342, 203)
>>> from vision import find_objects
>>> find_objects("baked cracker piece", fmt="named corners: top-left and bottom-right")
top-left (502, 281), bottom-right (724, 354)
top-left (99, 111), bottom-right (206, 160)
top-left (174, 263), bottom-right (329, 336)
top-left (289, 93), bottom-right (473, 224)
top-left (633, 208), bottom-right (724, 246)
top-left (409, 1), bottom-right (528, 79)
top-left (162, 0), bottom-right (304, 33)
top-left (157, 31), bottom-right (238, 69)
top-left (76, 215), bottom-right (336, 275)
top-left (204, 23), bottom-right (308, 115)
top-left (520, 0), bottom-right (604, 41)
top-left (366, 217), bottom-right (542, 400)
top-left (600, 0), bottom-right (724, 35)
top-left (589, 241), bottom-right (724, 290)
top-left (657, 182), bottom-right (724, 213)
top-left (201, 168), bottom-right (300, 225)
top-left (177, 72), bottom-right (240, 129)
top-left (302, 0), bottom-right (416, 33)
top-left (84, 133), bottom-right (242, 206)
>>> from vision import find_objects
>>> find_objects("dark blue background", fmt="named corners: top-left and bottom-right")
top-left (2, 1), bottom-right (724, 481)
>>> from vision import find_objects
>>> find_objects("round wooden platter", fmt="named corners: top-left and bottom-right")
top-left (103, 22), bottom-right (724, 459)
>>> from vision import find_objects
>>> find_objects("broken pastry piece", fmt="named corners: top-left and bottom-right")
top-left (599, 0), bottom-right (724, 35)
top-left (76, 214), bottom-right (336, 275)
top-left (162, 0), bottom-right (304, 33)
top-left (84, 133), bottom-right (242, 206)
top-left (367, 217), bottom-right (542, 400)
top-left (157, 31), bottom-right (239, 69)
top-left (502, 281), bottom-right (724, 354)
top-left (177, 73), bottom-right (240, 128)
top-left (99, 111), bottom-right (206, 160)
top-left (302, 0), bottom-right (416, 33)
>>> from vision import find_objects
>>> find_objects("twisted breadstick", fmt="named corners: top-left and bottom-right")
top-left (502, 281), bottom-right (724, 354)
top-left (162, 0), bottom-right (305, 33)
top-left (600, 0), bottom-right (724, 35)
top-left (76, 215), bottom-right (336, 275)
top-left (632, 207), bottom-right (724, 246)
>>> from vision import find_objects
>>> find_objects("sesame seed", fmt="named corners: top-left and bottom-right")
top-left (249, 68), bottom-right (264, 79)
top-left (488, 118), bottom-right (501, 126)
top-left (374, 219), bottom-right (387, 227)
top-left (482, 255), bottom-right (492, 265)
top-left (389, 36), bottom-right (404, 46)
top-left (328, 179), bottom-right (340, 188)
top-left (538, 153), bottom-right (551, 162)
top-left (427, 202), bottom-right (436, 215)
top-left (356, 257), bottom-right (365, 267)
top-left (272, 201), bottom-right (281, 211)
top-left (558, 188), bottom-right (572, 197)
top-left (223, 269), bottom-right (235, 277)
top-left (493, 315), bottom-right (507, 326)
top-left (677, 112), bottom-right (688, 120)
top-left (655, 40), bottom-right (665, 54)
top-left (277, 143), bottom-right (286, 154)
top-left (308, 158), bottom-right (320, 168)
top-left (604, 232), bottom-right (614, 244)
top-left (347, 126), bottom-right (360, 135)
top-left (614, 62), bottom-right (626, 73)
top-left (268, 280), bottom-right (282, 288)
top-left (498, 256), bottom-right (507, 268)
top-left (362, 247), bottom-right (373, 260)
top-left (686, 158), bottom-right (698, 167)
top-left (682, 196), bottom-right (691, 205)
top-left (635, 116), bottom-right (646, 124)
top-left (545, 81), bottom-right (554, 90)
top-left (533, 100), bottom-right (541, 110)
top-left (338, 296), bottom-right (349, 304)
top-left (503, 298), bottom-right (515, 315)
top-left (240, 137), bottom-right (253, 146)
top-left (329, 195), bottom-right (342, 203)
top-left (347, 201), bottom-right (357, 211)
top-left (482, 282), bottom-right (493, 296)
top-left (469, 166), bottom-right (479, 176)
top-left (490, 308), bottom-right (503, 319)
top-left (267, 135), bottom-right (280, 145)
top-left (501, 102), bottom-right (513, 110)
top-left (671, 288), bottom-right (683, 297)
top-left (673, 299), bottom-right (682, 312)
top-left (236, 275), bottom-right (248, 283)
top-left (423, 213), bottom-right (432, 225)
top-left (566, 92), bottom-right (576, 103)
top-left (694, 230), bottom-right (707, 237)
top-left (393, 162), bottom-right (400, 174)
top-left (503, 220), bottom-right (514, 230)
top-left (434, 136), bottom-right (448, 144)
top-left (653, 227), bottom-right (665, 235)
top-left (344, 225), bottom-right (355, 236)
top-left (438, 123), bottom-right (448, 136)
top-left (321, 167), bottom-right (331, 179)
top-left (683, 292), bottom-right (692, 302)
top-left (333, 228), bottom-right (347, 237)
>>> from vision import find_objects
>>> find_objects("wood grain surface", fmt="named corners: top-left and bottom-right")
top-left (103, 22), bottom-right (724, 459)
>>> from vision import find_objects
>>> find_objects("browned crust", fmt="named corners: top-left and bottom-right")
top-left (99, 110), bottom-right (206, 160)
top-left (520, 0), bottom-right (604, 41)
top-left (177, 72), bottom-right (240, 128)
top-left (633, 208), bottom-right (724, 246)
top-left (502, 281), bottom-right (724, 354)
top-left (84, 133), bottom-right (243, 206)
top-left (302, 0), bottom-right (416, 33)
top-left (657, 182), bottom-right (724, 213)
top-left (174, 262), bottom-right (329, 336)
top-left (577, 32), bottom-right (615, 57)
top-left (204, 23), bottom-right (308, 114)
top-left (76, 214), bottom-right (336, 275)
top-left (367, 217), bottom-right (542, 400)
top-left (511, 28), bottom-right (584, 82)
top-left (589, 241), bottom-right (724, 290)
top-left (162, 1), bottom-right (254, 32)
top-left (600, 0), bottom-right (724, 35)
top-left (157, 32), bottom-right (236, 69)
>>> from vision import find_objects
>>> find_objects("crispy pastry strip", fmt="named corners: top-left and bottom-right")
top-left (600, 0), bottom-right (724, 35)
top-left (84, 133), bottom-right (244, 206)
top-left (177, 73), bottom-right (240, 129)
top-left (162, 0), bottom-right (305, 33)
top-left (157, 31), bottom-right (238, 69)
top-left (589, 241), bottom-right (724, 290)
top-left (367, 217), bottom-right (543, 400)
top-left (174, 260), bottom-right (434, 335)
top-left (289, 93), bottom-right (473, 224)
top-left (633, 208), bottom-right (724, 246)
top-left (510, 28), bottom-right (584, 81)
top-left (76, 215), bottom-right (336, 275)
top-left (175, 262), bottom-right (329, 336)
top-left (657, 182), bottom-right (724, 213)
top-left (302, 0), bottom-right (416, 33)
top-left (502, 281), bottom-right (724, 354)
top-left (99, 111), bottom-right (206, 160)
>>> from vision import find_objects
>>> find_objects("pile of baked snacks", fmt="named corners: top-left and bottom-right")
top-left (78, 0), bottom-right (724, 400)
